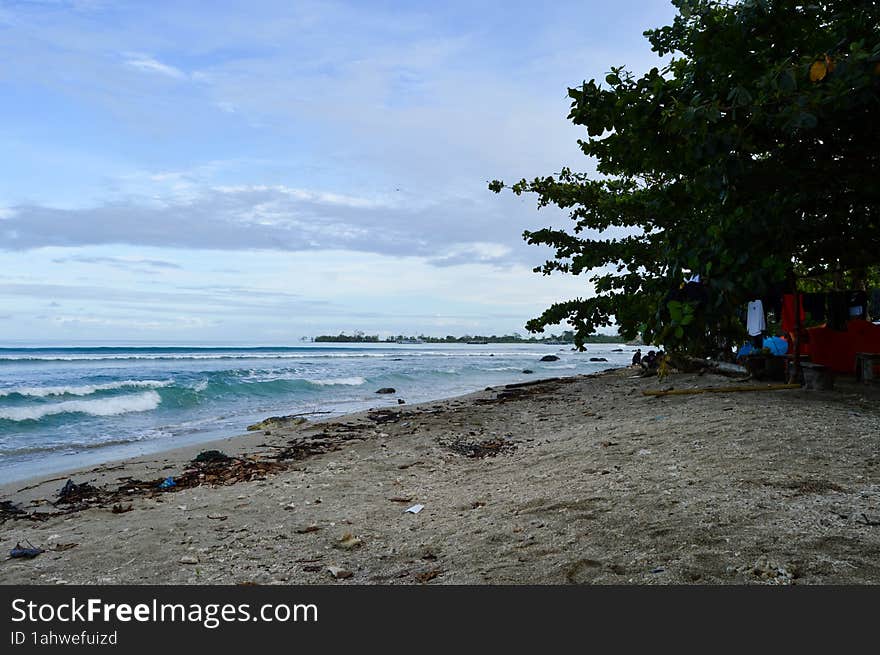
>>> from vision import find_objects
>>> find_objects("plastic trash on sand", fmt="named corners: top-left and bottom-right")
top-left (59, 479), bottom-right (77, 498)
top-left (158, 476), bottom-right (176, 490)
top-left (10, 541), bottom-right (44, 559)
top-left (404, 504), bottom-right (424, 514)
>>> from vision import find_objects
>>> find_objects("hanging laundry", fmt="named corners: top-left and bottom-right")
top-left (747, 300), bottom-right (766, 336)
top-left (781, 294), bottom-right (805, 333)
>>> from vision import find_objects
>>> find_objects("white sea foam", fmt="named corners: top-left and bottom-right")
top-left (0, 380), bottom-right (170, 398)
top-left (307, 376), bottom-right (366, 386)
top-left (0, 349), bottom-right (559, 362)
top-left (0, 391), bottom-right (162, 421)
top-left (0, 353), bottom-right (401, 362)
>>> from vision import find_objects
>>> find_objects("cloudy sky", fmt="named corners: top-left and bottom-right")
top-left (0, 0), bottom-right (676, 345)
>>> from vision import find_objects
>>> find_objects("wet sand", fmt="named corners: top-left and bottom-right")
top-left (2, 368), bottom-right (879, 585)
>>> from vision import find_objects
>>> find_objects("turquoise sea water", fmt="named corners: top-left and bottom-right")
top-left (0, 343), bottom-right (635, 483)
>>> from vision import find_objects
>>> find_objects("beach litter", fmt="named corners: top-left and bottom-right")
top-left (335, 533), bottom-right (363, 550)
top-left (179, 456), bottom-right (285, 487)
top-left (10, 540), bottom-right (44, 559)
top-left (405, 504), bottom-right (424, 514)
top-left (442, 437), bottom-right (516, 459)
top-left (642, 383), bottom-right (800, 397)
top-left (0, 500), bottom-right (25, 519)
top-left (193, 450), bottom-right (231, 464)
top-left (414, 568), bottom-right (443, 583)
top-left (739, 556), bottom-right (795, 584)
top-left (59, 479), bottom-right (77, 497)
top-left (57, 479), bottom-right (99, 503)
top-left (246, 415), bottom-right (308, 431)
top-left (4, 455), bottom-right (290, 523)
top-left (270, 437), bottom-right (341, 461)
top-left (367, 409), bottom-right (399, 424)
top-left (327, 566), bottom-right (353, 580)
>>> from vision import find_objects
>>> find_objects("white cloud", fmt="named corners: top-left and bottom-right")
top-left (429, 242), bottom-right (513, 267)
top-left (0, 245), bottom-right (596, 341)
top-left (123, 52), bottom-right (186, 80)
top-left (51, 255), bottom-right (182, 270)
top-left (0, 184), bottom-right (561, 267)
top-left (52, 314), bottom-right (215, 330)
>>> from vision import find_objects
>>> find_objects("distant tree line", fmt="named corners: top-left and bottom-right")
top-left (313, 332), bottom-right (381, 343)
top-left (312, 330), bottom-right (626, 344)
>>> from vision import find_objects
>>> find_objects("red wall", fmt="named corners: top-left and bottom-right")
top-left (806, 319), bottom-right (880, 373)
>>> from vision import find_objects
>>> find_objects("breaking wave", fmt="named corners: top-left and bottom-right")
top-left (0, 380), bottom-right (171, 398)
top-left (307, 376), bottom-right (366, 386)
top-left (0, 391), bottom-right (162, 422)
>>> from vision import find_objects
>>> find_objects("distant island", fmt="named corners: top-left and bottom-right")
top-left (312, 331), bottom-right (630, 344)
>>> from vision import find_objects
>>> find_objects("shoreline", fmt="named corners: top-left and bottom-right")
top-left (2, 368), bottom-right (879, 585)
top-left (0, 342), bottom-right (633, 485)
top-left (1, 375), bottom-right (547, 504)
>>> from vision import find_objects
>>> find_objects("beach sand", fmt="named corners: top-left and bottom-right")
top-left (2, 368), bottom-right (879, 585)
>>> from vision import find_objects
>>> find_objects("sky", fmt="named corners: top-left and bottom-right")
top-left (0, 0), bottom-right (677, 345)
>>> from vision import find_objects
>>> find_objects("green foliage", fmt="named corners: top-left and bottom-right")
top-left (490, 0), bottom-right (880, 354)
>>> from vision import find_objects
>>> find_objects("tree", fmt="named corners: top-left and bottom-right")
top-left (490, 0), bottom-right (880, 355)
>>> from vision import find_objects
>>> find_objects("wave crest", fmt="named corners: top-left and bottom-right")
top-left (0, 380), bottom-right (170, 398)
top-left (0, 391), bottom-right (162, 422)
top-left (307, 376), bottom-right (366, 386)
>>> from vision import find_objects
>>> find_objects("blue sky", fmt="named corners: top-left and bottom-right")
top-left (0, 0), bottom-right (677, 344)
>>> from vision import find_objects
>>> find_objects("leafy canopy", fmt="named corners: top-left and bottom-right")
top-left (490, 0), bottom-right (880, 353)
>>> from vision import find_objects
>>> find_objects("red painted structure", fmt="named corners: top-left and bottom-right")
top-left (804, 319), bottom-right (880, 374)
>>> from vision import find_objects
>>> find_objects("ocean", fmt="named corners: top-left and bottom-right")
top-left (0, 342), bottom-right (635, 483)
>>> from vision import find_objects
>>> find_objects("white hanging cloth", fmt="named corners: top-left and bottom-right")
top-left (747, 300), bottom-right (766, 336)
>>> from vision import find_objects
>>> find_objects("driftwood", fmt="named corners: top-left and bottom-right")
top-left (643, 383), bottom-right (801, 397)
top-left (504, 377), bottom-right (562, 389)
top-left (666, 353), bottom-right (748, 377)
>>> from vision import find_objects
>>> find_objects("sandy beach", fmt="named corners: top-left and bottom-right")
top-left (2, 367), bottom-right (879, 585)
